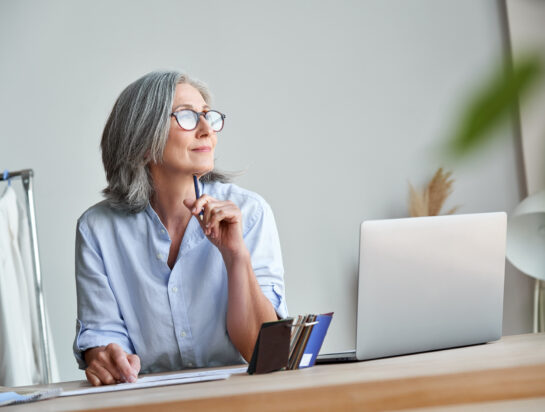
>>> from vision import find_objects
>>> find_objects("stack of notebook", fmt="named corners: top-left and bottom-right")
top-left (288, 312), bottom-right (333, 370)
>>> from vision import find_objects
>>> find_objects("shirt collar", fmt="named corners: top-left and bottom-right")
top-left (144, 201), bottom-right (206, 252)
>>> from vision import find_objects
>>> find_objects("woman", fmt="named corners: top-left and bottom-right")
top-left (73, 71), bottom-right (288, 386)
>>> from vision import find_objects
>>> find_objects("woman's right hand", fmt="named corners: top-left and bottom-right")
top-left (84, 343), bottom-right (140, 386)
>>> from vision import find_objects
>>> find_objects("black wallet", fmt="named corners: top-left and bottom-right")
top-left (247, 318), bottom-right (293, 374)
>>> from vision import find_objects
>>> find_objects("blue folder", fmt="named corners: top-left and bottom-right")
top-left (298, 312), bottom-right (333, 369)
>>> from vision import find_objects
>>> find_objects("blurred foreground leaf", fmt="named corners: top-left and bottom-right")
top-left (447, 56), bottom-right (542, 157)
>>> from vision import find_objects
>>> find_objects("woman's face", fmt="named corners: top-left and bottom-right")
top-left (160, 83), bottom-right (217, 177)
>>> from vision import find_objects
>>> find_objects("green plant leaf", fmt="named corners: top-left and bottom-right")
top-left (447, 56), bottom-right (542, 157)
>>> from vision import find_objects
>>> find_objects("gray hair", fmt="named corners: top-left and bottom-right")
top-left (101, 70), bottom-right (229, 213)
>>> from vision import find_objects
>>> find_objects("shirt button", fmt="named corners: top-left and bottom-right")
top-left (180, 331), bottom-right (186, 338)
top-left (188, 362), bottom-right (193, 367)
top-left (156, 253), bottom-right (163, 260)
top-left (172, 287), bottom-right (178, 293)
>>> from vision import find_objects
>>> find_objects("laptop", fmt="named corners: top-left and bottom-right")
top-left (317, 212), bottom-right (506, 363)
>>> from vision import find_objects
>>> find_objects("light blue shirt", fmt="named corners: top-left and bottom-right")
top-left (73, 181), bottom-right (288, 373)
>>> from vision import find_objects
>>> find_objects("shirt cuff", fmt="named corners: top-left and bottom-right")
top-left (260, 284), bottom-right (289, 319)
top-left (73, 319), bottom-right (135, 370)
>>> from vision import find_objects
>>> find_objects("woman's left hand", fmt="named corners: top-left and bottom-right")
top-left (183, 195), bottom-right (245, 257)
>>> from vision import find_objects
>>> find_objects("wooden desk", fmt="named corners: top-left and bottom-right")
top-left (6, 333), bottom-right (545, 411)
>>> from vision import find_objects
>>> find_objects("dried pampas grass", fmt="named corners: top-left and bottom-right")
top-left (409, 168), bottom-right (459, 217)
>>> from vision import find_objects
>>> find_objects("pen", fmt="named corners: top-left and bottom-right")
top-left (193, 175), bottom-right (204, 218)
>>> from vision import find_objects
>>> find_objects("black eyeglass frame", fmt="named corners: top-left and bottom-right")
top-left (170, 109), bottom-right (226, 132)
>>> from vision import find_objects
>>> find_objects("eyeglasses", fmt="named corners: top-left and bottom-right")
top-left (170, 109), bottom-right (226, 132)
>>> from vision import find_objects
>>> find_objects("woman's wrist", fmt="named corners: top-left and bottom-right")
top-left (221, 246), bottom-right (251, 270)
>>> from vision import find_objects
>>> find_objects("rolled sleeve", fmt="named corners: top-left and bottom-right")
top-left (243, 197), bottom-right (289, 319)
top-left (73, 220), bottom-right (134, 370)
top-left (73, 320), bottom-right (135, 370)
top-left (260, 284), bottom-right (289, 319)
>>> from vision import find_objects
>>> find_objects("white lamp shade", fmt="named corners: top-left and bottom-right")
top-left (506, 190), bottom-right (545, 281)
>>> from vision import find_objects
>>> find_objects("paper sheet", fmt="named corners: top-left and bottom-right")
top-left (59, 366), bottom-right (248, 397)
top-left (138, 366), bottom-right (247, 383)
top-left (0, 388), bottom-right (62, 406)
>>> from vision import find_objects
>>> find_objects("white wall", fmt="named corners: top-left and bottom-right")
top-left (0, 0), bottom-right (534, 382)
